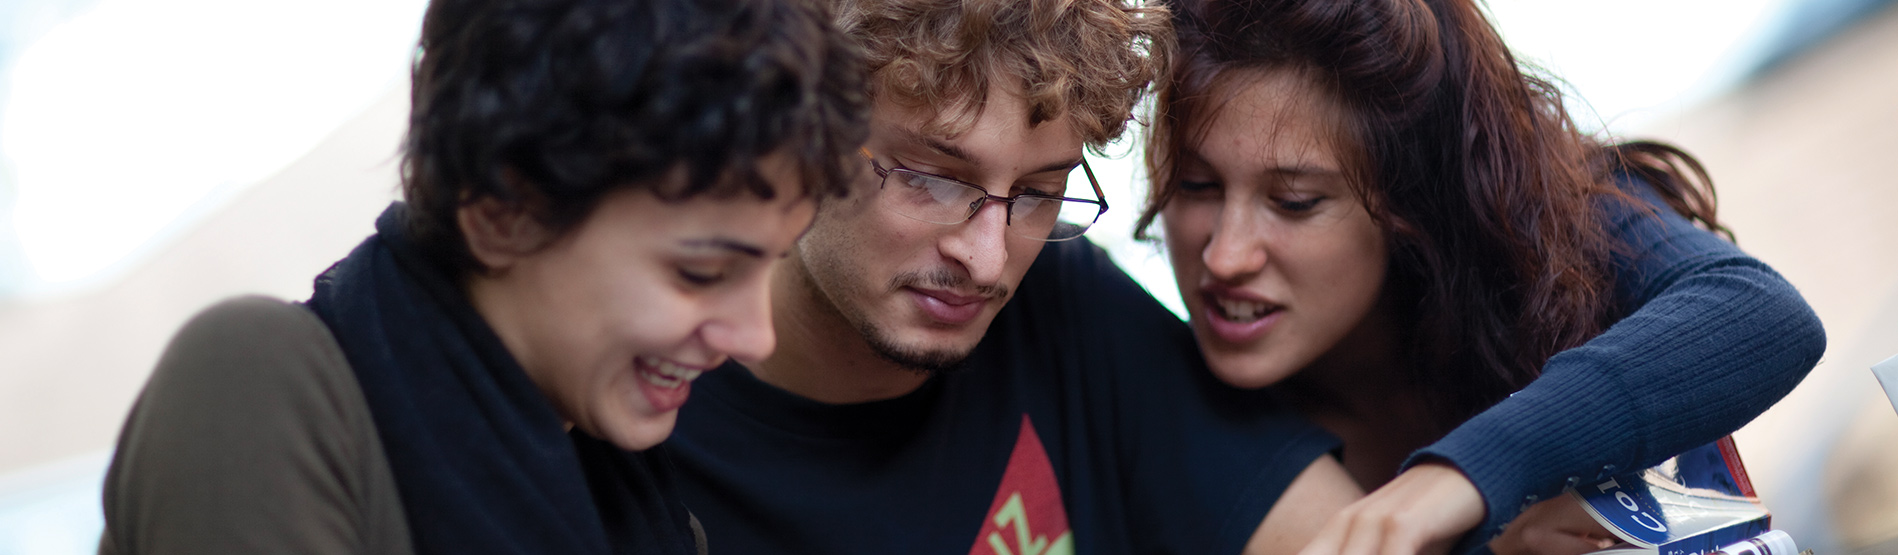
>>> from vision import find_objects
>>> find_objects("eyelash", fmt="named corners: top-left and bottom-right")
top-left (898, 156), bottom-right (1066, 197)
top-left (1276, 197), bottom-right (1324, 213)
top-left (891, 157), bottom-right (952, 179)
top-left (1176, 180), bottom-right (1323, 212)
top-left (677, 268), bottom-right (724, 286)
top-left (1178, 180), bottom-right (1220, 195)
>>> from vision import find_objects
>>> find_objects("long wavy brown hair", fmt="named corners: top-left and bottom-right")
top-left (1136, 0), bottom-right (1729, 429)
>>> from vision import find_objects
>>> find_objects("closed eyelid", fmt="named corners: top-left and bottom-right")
top-left (678, 238), bottom-right (765, 258)
top-left (888, 160), bottom-right (985, 192)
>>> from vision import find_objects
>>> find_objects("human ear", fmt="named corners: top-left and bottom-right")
top-left (457, 196), bottom-right (549, 272)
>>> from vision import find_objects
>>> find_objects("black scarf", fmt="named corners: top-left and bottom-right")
top-left (305, 203), bottom-right (699, 555)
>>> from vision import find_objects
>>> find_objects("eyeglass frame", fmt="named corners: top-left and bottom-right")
top-left (858, 147), bottom-right (1109, 242)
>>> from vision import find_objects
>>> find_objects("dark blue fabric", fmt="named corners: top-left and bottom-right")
top-left (305, 203), bottom-right (699, 555)
top-left (1410, 177), bottom-right (1825, 554)
top-left (669, 238), bottom-right (1340, 555)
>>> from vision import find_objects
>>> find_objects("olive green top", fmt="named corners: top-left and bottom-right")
top-left (99, 296), bottom-right (413, 555)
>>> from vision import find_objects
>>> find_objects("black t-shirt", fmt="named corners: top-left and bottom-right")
top-left (669, 239), bottom-right (1338, 554)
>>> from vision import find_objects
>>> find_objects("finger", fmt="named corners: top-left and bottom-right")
top-left (1543, 496), bottom-right (1613, 538)
top-left (1492, 496), bottom-right (1620, 555)
top-left (1491, 529), bottom-right (1527, 555)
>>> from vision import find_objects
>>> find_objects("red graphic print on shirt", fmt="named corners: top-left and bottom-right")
top-left (967, 415), bottom-right (1073, 555)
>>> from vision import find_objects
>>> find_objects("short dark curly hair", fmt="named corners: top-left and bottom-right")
top-left (402, 0), bottom-right (869, 275)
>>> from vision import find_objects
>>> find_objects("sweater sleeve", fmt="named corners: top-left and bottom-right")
top-left (1407, 178), bottom-right (1826, 551)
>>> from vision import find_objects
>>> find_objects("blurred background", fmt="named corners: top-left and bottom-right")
top-left (0, 0), bottom-right (1894, 553)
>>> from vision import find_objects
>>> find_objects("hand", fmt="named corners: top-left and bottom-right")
top-left (1489, 496), bottom-right (1619, 555)
top-left (1296, 461), bottom-right (1485, 555)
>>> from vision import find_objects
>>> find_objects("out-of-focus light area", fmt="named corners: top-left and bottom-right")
top-left (0, 0), bottom-right (423, 552)
top-left (1486, 0), bottom-right (1781, 132)
top-left (1, 0), bottom-right (1895, 553)
top-left (0, 0), bottom-right (424, 297)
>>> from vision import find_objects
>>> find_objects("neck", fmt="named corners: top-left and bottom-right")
top-left (1283, 306), bottom-right (1442, 488)
top-left (751, 253), bottom-right (931, 404)
top-left (463, 272), bottom-right (575, 429)
top-left (465, 273), bottom-right (535, 378)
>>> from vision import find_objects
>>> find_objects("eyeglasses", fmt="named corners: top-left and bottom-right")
top-left (859, 148), bottom-right (1108, 242)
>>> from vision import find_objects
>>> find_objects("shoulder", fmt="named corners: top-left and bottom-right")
top-left (162, 295), bottom-right (344, 370)
top-left (143, 296), bottom-right (366, 409)
top-left (129, 294), bottom-right (372, 454)
top-left (1022, 238), bottom-right (1121, 289)
top-left (999, 239), bottom-right (1200, 372)
top-left (104, 296), bottom-right (409, 554)
top-left (1016, 239), bottom-right (1179, 325)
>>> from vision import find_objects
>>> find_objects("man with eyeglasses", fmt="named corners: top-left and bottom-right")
top-left (666, 1), bottom-right (1363, 553)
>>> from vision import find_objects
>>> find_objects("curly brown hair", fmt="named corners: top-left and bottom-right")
top-left (1138, 0), bottom-right (1729, 429)
top-left (835, 0), bottom-right (1172, 149)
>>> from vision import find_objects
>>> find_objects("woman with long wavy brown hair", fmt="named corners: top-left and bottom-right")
top-left (1137, 0), bottom-right (1825, 552)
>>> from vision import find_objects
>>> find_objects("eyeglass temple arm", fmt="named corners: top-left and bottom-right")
top-left (859, 147), bottom-right (886, 178)
top-left (1079, 158), bottom-right (1108, 214)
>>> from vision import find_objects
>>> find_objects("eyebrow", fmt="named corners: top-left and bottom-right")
top-left (679, 238), bottom-right (766, 258)
top-left (898, 129), bottom-right (1085, 177)
top-left (1266, 165), bottom-right (1341, 177)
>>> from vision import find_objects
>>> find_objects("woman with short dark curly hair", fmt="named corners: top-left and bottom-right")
top-left (98, 0), bottom-right (867, 553)
top-left (1138, 0), bottom-right (1824, 552)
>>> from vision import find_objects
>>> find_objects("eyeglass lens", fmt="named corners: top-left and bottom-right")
top-left (883, 170), bottom-right (1100, 241)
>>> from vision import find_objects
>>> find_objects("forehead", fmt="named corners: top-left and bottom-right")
top-left (636, 189), bottom-right (816, 254)
top-left (1194, 68), bottom-right (1349, 166)
top-left (869, 85), bottom-right (1084, 174)
top-left (635, 154), bottom-right (816, 229)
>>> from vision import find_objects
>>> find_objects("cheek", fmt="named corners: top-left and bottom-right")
top-left (614, 295), bottom-right (700, 352)
top-left (1160, 207), bottom-right (1212, 273)
top-left (806, 201), bottom-right (909, 273)
top-left (1343, 217), bottom-right (1389, 292)
top-left (1002, 236), bottom-right (1047, 283)
top-left (1288, 216), bottom-right (1387, 322)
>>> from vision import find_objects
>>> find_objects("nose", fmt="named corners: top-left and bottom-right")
top-left (1202, 202), bottom-right (1267, 281)
top-left (938, 198), bottom-right (1010, 286)
top-left (699, 277), bottom-right (777, 366)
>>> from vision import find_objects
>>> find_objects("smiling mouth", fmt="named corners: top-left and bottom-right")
top-left (635, 356), bottom-right (708, 389)
top-left (1209, 295), bottom-right (1281, 323)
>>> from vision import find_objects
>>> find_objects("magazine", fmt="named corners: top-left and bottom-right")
top-left (1572, 437), bottom-right (1777, 555)
top-left (1587, 530), bottom-right (1799, 555)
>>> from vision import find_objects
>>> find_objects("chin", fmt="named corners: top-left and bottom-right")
top-left (872, 311), bottom-right (992, 360)
top-left (594, 409), bottom-right (679, 451)
top-left (868, 328), bottom-right (980, 374)
top-left (1199, 342), bottom-right (1303, 390)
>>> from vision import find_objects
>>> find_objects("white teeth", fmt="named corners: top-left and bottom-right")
top-left (1214, 297), bottom-right (1274, 323)
top-left (636, 356), bottom-right (706, 389)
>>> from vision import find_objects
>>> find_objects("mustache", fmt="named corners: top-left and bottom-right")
top-left (889, 269), bottom-right (1009, 301)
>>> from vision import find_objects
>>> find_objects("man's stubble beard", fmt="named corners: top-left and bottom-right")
top-left (857, 319), bottom-right (970, 375)
top-left (793, 247), bottom-right (993, 376)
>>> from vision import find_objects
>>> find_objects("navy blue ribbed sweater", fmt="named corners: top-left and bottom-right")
top-left (1410, 179), bottom-right (1826, 551)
